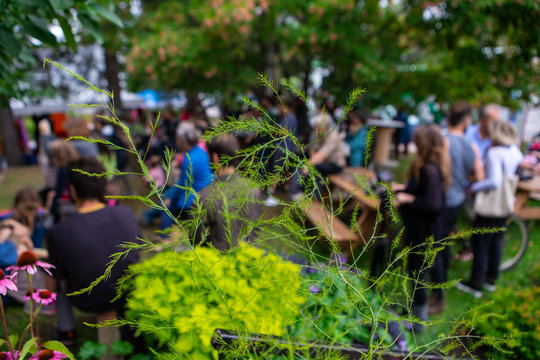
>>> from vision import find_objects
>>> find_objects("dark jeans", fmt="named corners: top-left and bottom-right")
top-left (431, 204), bottom-right (462, 299)
top-left (469, 215), bottom-right (507, 289)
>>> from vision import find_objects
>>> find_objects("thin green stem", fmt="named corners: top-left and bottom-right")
top-left (0, 298), bottom-right (15, 358)
top-left (26, 272), bottom-right (34, 339)
top-left (33, 303), bottom-right (42, 347)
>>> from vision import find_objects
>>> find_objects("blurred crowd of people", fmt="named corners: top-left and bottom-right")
top-left (1, 95), bottom-right (539, 340)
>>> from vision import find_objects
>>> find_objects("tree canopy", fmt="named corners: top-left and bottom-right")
top-left (125, 0), bottom-right (539, 108)
top-left (0, 0), bottom-right (122, 101)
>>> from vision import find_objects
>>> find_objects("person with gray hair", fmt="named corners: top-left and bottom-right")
top-left (160, 122), bottom-right (214, 230)
top-left (457, 120), bottom-right (523, 298)
top-left (465, 103), bottom-right (501, 159)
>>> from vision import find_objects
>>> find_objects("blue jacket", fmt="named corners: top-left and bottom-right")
top-left (166, 145), bottom-right (214, 214)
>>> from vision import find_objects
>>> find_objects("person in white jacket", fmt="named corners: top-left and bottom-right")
top-left (457, 120), bottom-right (523, 298)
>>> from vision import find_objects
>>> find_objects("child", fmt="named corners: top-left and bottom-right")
top-left (0, 186), bottom-right (47, 248)
top-left (146, 155), bottom-right (166, 189)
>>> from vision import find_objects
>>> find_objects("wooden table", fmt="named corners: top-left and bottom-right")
top-left (514, 175), bottom-right (540, 220)
top-left (299, 168), bottom-right (379, 258)
top-left (327, 167), bottom-right (380, 253)
top-left (367, 119), bottom-right (405, 165)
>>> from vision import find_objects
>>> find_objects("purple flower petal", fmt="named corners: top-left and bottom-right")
top-left (309, 285), bottom-right (320, 293)
top-left (398, 340), bottom-right (408, 352)
top-left (26, 265), bottom-right (36, 275)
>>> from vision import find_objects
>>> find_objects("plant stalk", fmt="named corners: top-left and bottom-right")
top-left (0, 298), bottom-right (15, 358)
top-left (27, 272), bottom-right (35, 339)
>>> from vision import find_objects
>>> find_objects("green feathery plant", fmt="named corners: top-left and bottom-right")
top-left (41, 58), bottom-right (516, 359)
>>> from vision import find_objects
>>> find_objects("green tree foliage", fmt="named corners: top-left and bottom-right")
top-left (403, 0), bottom-right (540, 107)
top-left (125, 0), bottom-right (415, 105)
top-left (0, 0), bottom-right (122, 100)
top-left (126, 0), bottom-right (539, 107)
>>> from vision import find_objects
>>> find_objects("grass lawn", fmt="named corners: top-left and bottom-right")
top-left (0, 165), bottom-right (44, 209)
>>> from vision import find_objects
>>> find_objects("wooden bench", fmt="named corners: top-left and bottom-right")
top-left (301, 201), bottom-right (361, 256)
top-left (327, 173), bottom-right (380, 211)
top-left (327, 167), bottom-right (381, 244)
top-left (515, 175), bottom-right (540, 220)
top-left (299, 167), bottom-right (387, 257)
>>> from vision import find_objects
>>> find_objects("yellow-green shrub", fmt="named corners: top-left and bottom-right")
top-left (126, 244), bottom-right (304, 359)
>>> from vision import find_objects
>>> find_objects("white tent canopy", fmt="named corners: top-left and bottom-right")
top-left (10, 90), bottom-right (145, 117)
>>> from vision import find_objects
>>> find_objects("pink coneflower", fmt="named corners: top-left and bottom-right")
top-left (6, 251), bottom-right (55, 276)
top-left (24, 289), bottom-right (37, 301)
top-left (29, 349), bottom-right (66, 360)
top-left (0, 350), bottom-right (20, 360)
top-left (0, 269), bottom-right (17, 296)
top-left (32, 290), bottom-right (57, 306)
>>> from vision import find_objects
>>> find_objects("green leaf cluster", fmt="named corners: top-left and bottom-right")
top-left (78, 340), bottom-right (139, 360)
top-left (125, 244), bottom-right (305, 359)
top-left (0, 0), bottom-right (122, 101)
top-left (290, 267), bottom-right (409, 348)
top-left (126, 0), bottom-right (539, 108)
top-left (472, 267), bottom-right (540, 360)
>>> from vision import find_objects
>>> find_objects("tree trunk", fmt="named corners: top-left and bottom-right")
top-left (0, 97), bottom-right (22, 166)
top-left (104, 49), bottom-right (123, 112)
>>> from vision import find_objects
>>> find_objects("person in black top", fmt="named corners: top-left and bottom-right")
top-left (394, 124), bottom-right (451, 332)
top-left (47, 157), bottom-right (140, 342)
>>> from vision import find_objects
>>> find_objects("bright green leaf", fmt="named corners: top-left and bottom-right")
top-left (42, 340), bottom-right (76, 360)
top-left (58, 16), bottom-right (76, 50)
top-left (87, 3), bottom-right (123, 28)
top-left (77, 13), bottom-right (103, 43)
top-left (78, 341), bottom-right (108, 360)
top-left (49, 0), bottom-right (73, 12)
top-left (110, 340), bottom-right (133, 356)
top-left (8, 335), bottom-right (18, 350)
top-left (20, 338), bottom-right (38, 360)
top-left (19, 18), bottom-right (57, 46)
top-left (0, 28), bottom-right (22, 58)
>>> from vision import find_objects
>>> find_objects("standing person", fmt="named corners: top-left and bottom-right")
top-left (457, 121), bottom-right (523, 298)
top-left (346, 108), bottom-right (368, 167)
top-left (47, 141), bottom-right (79, 224)
top-left (393, 107), bottom-right (411, 158)
top-left (160, 107), bottom-right (179, 151)
top-left (291, 109), bottom-right (346, 201)
top-left (394, 124), bottom-right (451, 331)
top-left (47, 157), bottom-right (140, 345)
top-left (161, 122), bottom-right (214, 230)
top-left (466, 104), bottom-right (501, 160)
top-left (64, 117), bottom-right (99, 158)
top-left (37, 119), bottom-right (56, 189)
top-left (264, 98), bottom-right (300, 205)
top-left (428, 102), bottom-right (484, 314)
